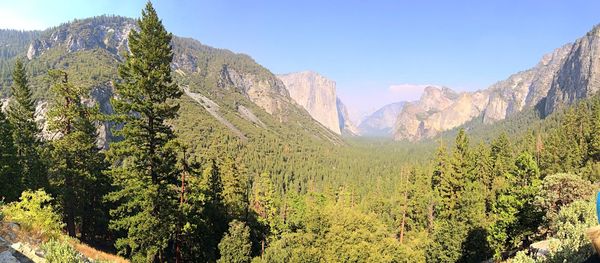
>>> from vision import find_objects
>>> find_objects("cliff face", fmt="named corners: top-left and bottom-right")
top-left (277, 71), bottom-right (341, 134)
top-left (392, 43), bottom-right (574, 141)
top-left (358, 102), bottom-right (405, 137)
top-left (545, 26), bottom-right (600, 115)
top-left (336, 97), bottom-right (358, 136)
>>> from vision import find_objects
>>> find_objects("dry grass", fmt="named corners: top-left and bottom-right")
top-left (71, 241), bottom-right (129, 263)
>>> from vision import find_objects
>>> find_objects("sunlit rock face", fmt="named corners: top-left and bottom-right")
top-left (392, 42), bottom-right (573, 141)
top-left (278, 71), bottom-right (341, 134)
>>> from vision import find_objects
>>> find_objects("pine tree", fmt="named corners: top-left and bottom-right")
top-left (0, 100), bottom-right (19, 201)
top-left (46, 70), bottom-right (109, 239)
top-left (7, 59), bottom-right (46, 190)
top-left (217, 220), bottom-right (251, 263)
top-left (106, 2), bottom-right (183, 261)
top-left (220, 156), bottom-right (249, 220)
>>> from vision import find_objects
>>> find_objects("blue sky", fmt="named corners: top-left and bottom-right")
top-left (1, 1), bottom-right (599, 118)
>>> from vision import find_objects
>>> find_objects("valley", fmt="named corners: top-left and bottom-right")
top-left (0, 2), bottom-right (599, 263)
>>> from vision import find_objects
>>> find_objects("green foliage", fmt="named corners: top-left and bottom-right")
top-left (535, 173), bottom-right (593, 222)
top-left (41, 239), bottom-right (85, 263)
top-left (0, 100), bottom-right (19, 201)
top-left (106, 3), bottom-right (183, 261)
top-left (509, 251), bottom-right (536, 263)
top-left (545, 200), bottom-right (596, 262)
top-left (46, 70), bottom-right (110, 239)
top-left (218, 220), bottom-right (252, 263)
top-left (2, 190), bottom-right (63, 237)
top-left (7, 59), bottom-right (47, 191)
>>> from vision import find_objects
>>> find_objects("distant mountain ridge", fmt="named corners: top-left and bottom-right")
top-left (0, 15), bottom-right (343, 146)
top-left (358, 102), bottom-right (405, 137)
top-left (391, 25), bottom-right (600, 141)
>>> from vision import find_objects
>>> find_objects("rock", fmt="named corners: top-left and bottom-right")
top-left (392, 42), bottom-right (573, 141)
top-left (545, 25), bottom-right (600, 115)
top-left (0, 251), bottom-right (18, 263)
top-left (336, 98), bottom-right (358, 136)
top-left (278, 71), bottom-right (341, 134)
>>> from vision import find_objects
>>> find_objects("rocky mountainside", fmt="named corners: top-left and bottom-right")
top-left (545, 25), bottom-right (600, 115)
top-left (392, 30), bottom-right (590, 141)
top-left (277, 71), bottom-right (358, 135)
top-left (0, 16), bottom-right (342, 146)
top-left (358, 102), bottom-right (405, 137)
top-left (336, 98), bottom-right (358, 136)
top-left (277, 71), bottom-right (341, 134)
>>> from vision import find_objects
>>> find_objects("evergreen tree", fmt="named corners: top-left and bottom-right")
top-left (46, 70), bottom-right (109, 239)
top-left (0, 100), bottom-right (19, 201)
top-left (106, 2), bottom-right (182, 261)
top-left (220, 156), bottom-right (249, 220)
top-left (217, 220), bottom-right (252, 263)
top-left (7, 59), bottom-right (46, 190)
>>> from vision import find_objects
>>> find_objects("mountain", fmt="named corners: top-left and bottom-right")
top-left (392, 36), bottom-right (579, 141)
top-left (277, 71), bottom-right (340, 134)
top-left (544, 25), bottom-right (600, 115)
top-left (0, 16), bottom-right (342, 147)
top-left (277, 71), bottom-right (358, 135)
top-left (358, 102), bottom-right (405, 137)
top-left (336, 97), bottom-right (359, 136)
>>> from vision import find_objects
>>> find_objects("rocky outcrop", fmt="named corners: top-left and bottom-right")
top-left (545, 25), bottom-right (600, 115)
top-left (336, 97), bottom-right (358, 136)
top-left (358, 102), bottom-right (405, 137)
top-left (392, 43), bottom-right (573, 141)
top-left (483, 43), bottom-right (572, 123)
top-left (278, 71), bottom-right (341, 134)
top-left (26, 16), bottom-right (134, 60)
top-left (220, 66), bottom-right (290, 116)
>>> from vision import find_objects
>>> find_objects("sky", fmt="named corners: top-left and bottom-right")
top-left (1, 0), bottom-right (600, 120)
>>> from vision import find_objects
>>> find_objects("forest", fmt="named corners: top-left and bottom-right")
top-left (1, 2), bottom-right (600, 263)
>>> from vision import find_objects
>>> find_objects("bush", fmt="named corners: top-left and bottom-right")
top-left (41, 239), bottom-right (84, 263)
top-left (545, 200), bottom-right (596, 262)
top-left (509, 251), bottom-right (536, 263)
top-left (535, 173), bottom-right (592, 222)
top-left (1, 190), bottom-right (64, 237)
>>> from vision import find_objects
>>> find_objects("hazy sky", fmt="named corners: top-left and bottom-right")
top-left (1, 0), bottom-right (600, 118)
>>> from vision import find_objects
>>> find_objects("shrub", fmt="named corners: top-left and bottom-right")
top-left (2, 190), bottom-right (63, 237)
top-left (535, 173), bottom-right (592, 222)
top-left (41, 239), bottom-right (84, 263)
top-left (545, 200), bottom-right (596, 262)
top-left (509, 251), bottom-right (536, 263)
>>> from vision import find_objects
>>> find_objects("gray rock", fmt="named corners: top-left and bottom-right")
top-left (545, 25), bottom-right (600, 115)
top-left (277, 71), bottom-right (342, 134)
top-left (336, 98), bottom-right (358, 136)
top-left (0, 251), bottom-right (18, 263)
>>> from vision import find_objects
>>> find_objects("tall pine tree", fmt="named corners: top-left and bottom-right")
top-left (106, 2), bottom-right (183, 261)
top-left (0, 100), bottom-right (19, 201)
top-left (7, 59), bottom-right (46, 190)
top-left (46, 70), bottom-right (109, 239)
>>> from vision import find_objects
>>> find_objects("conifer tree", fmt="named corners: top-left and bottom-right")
top-left (106, 2), bottom-right (183, 261)
top-left (220, 156), bottom-right (249, 220)
top-left (7, 59), bottom-right (46, 190)
top-left (0, 101), bottom-right (19, 201)
top-left (217, 220), bottom-right (252, 263)
top-left (46, 70), bottom-right (109, 239)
